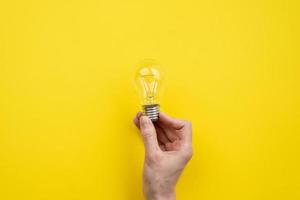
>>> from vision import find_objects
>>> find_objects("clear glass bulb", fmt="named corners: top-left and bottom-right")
top-left (135, 59), bottom-right (163, 122)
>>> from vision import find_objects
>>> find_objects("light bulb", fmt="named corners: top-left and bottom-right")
top-left (135, 59), bottom-right (163, 122)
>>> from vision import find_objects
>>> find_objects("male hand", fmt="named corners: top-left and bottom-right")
top-left (133, 112), bottom-right (193, 200)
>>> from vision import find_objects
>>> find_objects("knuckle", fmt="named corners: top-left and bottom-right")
top-left (185, 120), bottom-right (192, 127)
top-left (188, 149), bottom-right (194, 158)
top-left (182, 148), bottom-right (193, 161)
top-left (142, 129), bottom-right (153, 138)
top-left (176, 120), bottom-right (192, 129)
top-left (146, 152), bottom-right (163, 165)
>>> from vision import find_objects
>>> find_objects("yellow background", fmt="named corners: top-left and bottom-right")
top-left (0, 0), bottom-right (299, 199)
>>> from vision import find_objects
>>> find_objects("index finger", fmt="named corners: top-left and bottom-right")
top-left (158, 112), bottom-right (185, 130)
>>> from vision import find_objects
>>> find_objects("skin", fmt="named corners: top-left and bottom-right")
top-left (133, 112), bottom-right (193, 200)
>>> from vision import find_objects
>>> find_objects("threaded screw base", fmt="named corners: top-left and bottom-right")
top-left (143, 104), bottom-right (160, 122)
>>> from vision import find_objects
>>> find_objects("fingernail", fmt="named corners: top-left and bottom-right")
top-left (138, 112), bottom-right (143, 118)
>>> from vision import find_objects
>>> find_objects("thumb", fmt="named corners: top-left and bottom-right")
top-left (139, 116), bottom-right (160, 154)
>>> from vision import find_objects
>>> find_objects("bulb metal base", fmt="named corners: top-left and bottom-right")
top-left (143, 104), bottom-right (160, 122)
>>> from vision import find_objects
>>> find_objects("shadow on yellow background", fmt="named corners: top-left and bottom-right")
top-left (0, 0), bottom-right (299, 199)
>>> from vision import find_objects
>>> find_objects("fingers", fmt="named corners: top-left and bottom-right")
top-left (139, 116), bottom-right (161, 155)
top-left (159, 112), bottom-right (185, 129)
top-left (134, 112), bottom-right (170, 147)
top-left (154, 124), bottom-right (171, 144)
top-left (158, 112), bottom-right (192, 146)
top-left (165, 140), bottom-right (181, 151)
top-left (158, 123), bottom-right (178, 142)
top-left (182, 121), bottom-right (192, 145)
top-left (133, 112), bottom-right (143, 128)
top-left (134, 111), bottom-right (192, 153)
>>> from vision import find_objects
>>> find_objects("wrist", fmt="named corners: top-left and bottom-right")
top-left (154, 193), bottom-right (175, 200)
top-left (144, 188), bottom-right (175, 200)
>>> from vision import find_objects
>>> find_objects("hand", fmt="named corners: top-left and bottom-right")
top-left (133, 112), bottom-right (193, 200)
